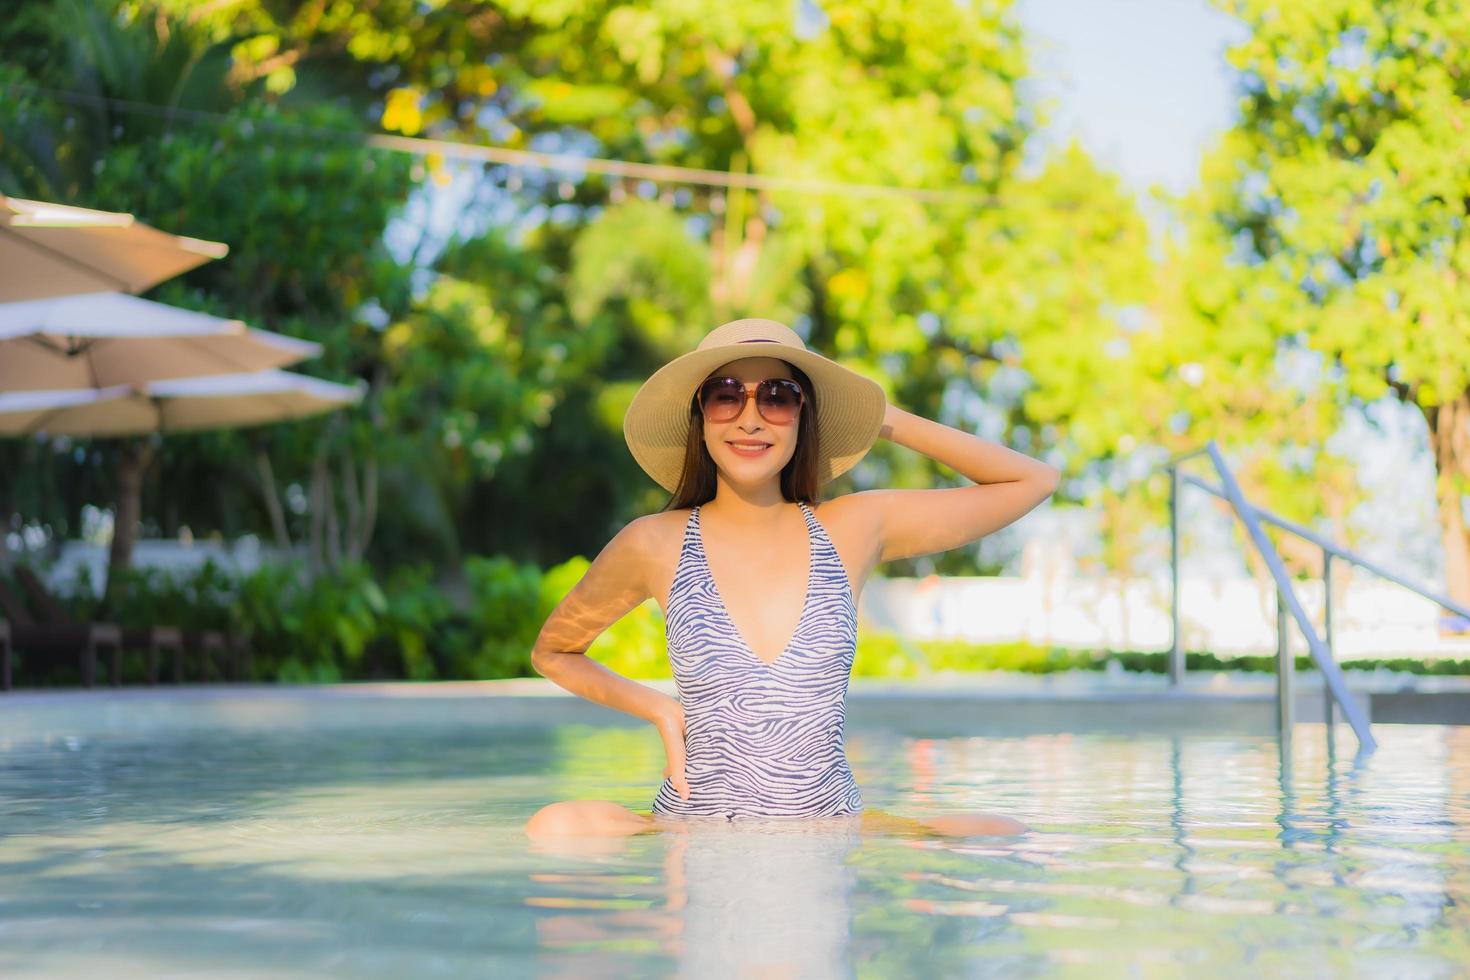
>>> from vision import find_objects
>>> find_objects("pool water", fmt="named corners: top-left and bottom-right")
top-left (1, 695), bottom-right (1467, 978)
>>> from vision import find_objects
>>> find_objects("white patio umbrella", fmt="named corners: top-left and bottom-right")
top-left (0, 195), bottom-right (229, 302)
top-left (0, 370), bottom-right (364, 438)
top-left (0, 369), bottom-right (363, 577)
top-left (0, 291), bottom-right (322, 391)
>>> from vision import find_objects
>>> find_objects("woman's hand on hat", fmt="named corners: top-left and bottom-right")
top-left (879, 401), bottom-right (904, 442)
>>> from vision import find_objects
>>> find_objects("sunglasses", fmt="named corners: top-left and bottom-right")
top-left (695, 377), bottom-right (805, 425)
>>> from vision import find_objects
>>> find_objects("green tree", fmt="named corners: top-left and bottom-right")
top-left (5, 0), bottom-right (1160, 592)
top-left (1186, 0), bottom-right (1470, 600)
top-left (199, 0), bottom-right (1152, 574)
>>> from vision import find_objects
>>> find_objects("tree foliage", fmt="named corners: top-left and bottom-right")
top-left (1178, 0), bottom-right (1470, 595)
top-left (2, 0), bottom-right (1155, 609)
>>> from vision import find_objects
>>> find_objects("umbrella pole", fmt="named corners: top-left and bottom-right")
top-left (105, 437), bottom-right (156, 598)
top-left (0, 442), bottom-right (16, 565)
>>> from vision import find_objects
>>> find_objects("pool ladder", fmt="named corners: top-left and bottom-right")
top-left (1165, 441), bottom-right (1470, 754)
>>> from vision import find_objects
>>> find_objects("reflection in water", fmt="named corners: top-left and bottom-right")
top-left (0, 710), bottom-right (1467, 976)
top-left (665, 820), bottom-right (860, 977)
top-left (523, 725), bottom-right (1470, 977)
top-left (529, 817), bottom-right (865, 978)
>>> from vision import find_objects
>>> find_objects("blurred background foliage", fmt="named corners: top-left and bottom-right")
top-left (1, 0), bottom-right (1467, 682)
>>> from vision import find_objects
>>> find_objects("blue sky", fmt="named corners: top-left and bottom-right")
top-left (1015, 0), bottom-right (1250, 196)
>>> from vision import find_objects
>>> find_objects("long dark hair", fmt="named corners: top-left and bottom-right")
top-left (663, 361), bottom-right (822, 510)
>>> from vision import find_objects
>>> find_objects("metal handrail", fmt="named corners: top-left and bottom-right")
top-left (1178, 473), bottom-right (1470, 622)
top-left (1166, 440), bottom-right (1385, 751)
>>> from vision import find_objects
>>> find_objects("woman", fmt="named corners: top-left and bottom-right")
top-left (525, 318), bottom-right (1060, 838)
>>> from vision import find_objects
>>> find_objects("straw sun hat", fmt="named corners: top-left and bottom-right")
top-left (622, 318), bottom-right (887, 493)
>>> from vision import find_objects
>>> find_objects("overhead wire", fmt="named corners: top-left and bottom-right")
top-left (2, 83), bottom-right (1002, 207)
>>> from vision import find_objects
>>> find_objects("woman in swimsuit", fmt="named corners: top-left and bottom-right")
top-left (525, 319), bottom-right (1060, 839)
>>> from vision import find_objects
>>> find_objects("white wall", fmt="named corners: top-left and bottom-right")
top-left (858, 573), bottom-right (1470, 660)
top-left (39, 539), bottom-right (287, 594)
top-left (27, 537), bottom-right (1470, 660)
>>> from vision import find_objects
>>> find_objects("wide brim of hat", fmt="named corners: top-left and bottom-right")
top-left (623, 340), bottom-right (886, 493)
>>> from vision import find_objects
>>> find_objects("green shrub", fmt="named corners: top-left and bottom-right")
top-left (852, 631), bottom-right (922, 677)
top-left (455, 553), bottom-right (545, 678)
top-left (379, 563), bottom-right (454, 681)
top-left (19, 556), bottom-right (1470, 684)
top-left (918, 638), bottom-right (1100, 673)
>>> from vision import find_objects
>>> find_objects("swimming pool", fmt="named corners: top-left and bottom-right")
top-left (1, 687), bottom-right (1467, 977)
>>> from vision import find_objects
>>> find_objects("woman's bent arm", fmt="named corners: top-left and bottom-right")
top-left (855, 404), bottom-right (1061, 563)
top-left (533, 645), bottom-right (679, 727)
top-left (528, 516), bottom-right (679, 728)
top-left (529, 515), bottom-right (691, 798)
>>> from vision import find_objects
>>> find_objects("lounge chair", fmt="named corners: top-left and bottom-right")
top-left (132, 624), bottom-right (186, 684)
top-left (13, 566), bottom-right (189, 686)
top-left (188, 630), bottom-right (227, 681)
top-left (0, 576), bottom-right (123, 687)
top-left (229, 631), bottom-right (254, 681)
top-left (183, 629), bottom-right (253, 682)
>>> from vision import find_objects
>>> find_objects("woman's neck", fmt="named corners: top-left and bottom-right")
top-left (702, 485), bottom-right (795, 528)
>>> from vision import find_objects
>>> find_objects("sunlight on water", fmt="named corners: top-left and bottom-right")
top-left (1, 703), bottom-right (1467, 978)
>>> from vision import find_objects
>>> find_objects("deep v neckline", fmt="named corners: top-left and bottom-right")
top-left (694, 502), bottom-right (816, 669)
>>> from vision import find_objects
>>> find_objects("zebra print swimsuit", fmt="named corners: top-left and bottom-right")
top-left (652, 500), bottom-right (865, 821)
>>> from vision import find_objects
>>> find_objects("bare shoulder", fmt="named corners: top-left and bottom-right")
top-left (808, 491), bottom-right (883, 539)
top-left (531, 511), bottom-right (684, 662)
top-left (631, 508), bottom-right (694, 610)
top-left (610, 509), bottom-right (686, 563)
top-left (807, 493), bottom-right (885, 596)
top-left (635, 507), bottom-right (693, 547)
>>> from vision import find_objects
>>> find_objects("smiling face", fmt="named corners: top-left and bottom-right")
top-left (699, 356), bottom-right (803, 488)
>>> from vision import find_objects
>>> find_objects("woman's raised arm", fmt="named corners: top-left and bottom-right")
top-left (853, 403), bottom-right (1062, 563)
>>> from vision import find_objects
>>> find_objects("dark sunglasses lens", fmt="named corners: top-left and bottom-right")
top-left (757, 380), bottom-right (801, 422)
top-left (699, 378), bottom-right (744, 421)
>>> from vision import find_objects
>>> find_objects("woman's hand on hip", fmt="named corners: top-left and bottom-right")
top-left (655, 698), bottom-right (690, 800)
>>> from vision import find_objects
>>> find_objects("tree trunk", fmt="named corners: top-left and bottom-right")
top-left (1424, 392), bottom-right (1470, 619)
top-left (338, 450), bottom-right (380, 562)
top-left (702, 45), bottom-right (771, 316)
top-left (106, 438), bottom-right (156, 590)
top-left (253, 445), bottom-right (292, 552)
top-left (359, 454), bottom-right (378, 559)
top-left (308, 447), bottom-right (327, 577)
top-left (0, 441), bottom-right (30, 566)
top-left (0, 461), bottom-right (11, 564)
top-left (323, 464), bottom-right (342, 571)
top-left (342, 451), bottom-right (362, 561)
